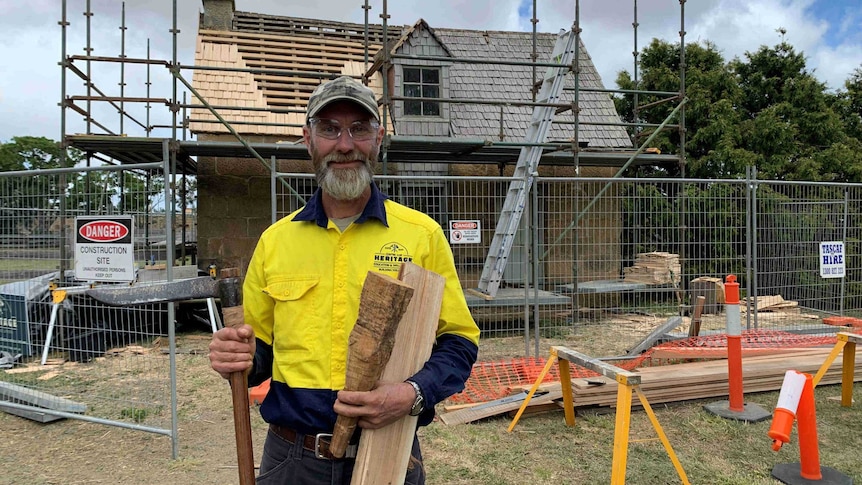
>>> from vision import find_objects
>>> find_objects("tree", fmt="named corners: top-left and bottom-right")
top-left (729, 42), bottom-right (854, 181)
top-left (614, 39), bottom-right (742, 178)
top-left (0, 136), bottom-right (81, 171)
top-left (831, 65), bottom-right (862, 141)
top-left (614, 38), bottom-right (861, 182)
top-left (611, 37), bottom-right (862, 284)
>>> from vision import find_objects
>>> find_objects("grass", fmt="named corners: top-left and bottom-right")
top-left (423, 384), bottom-right (862, 484)
top-left (120, 407), bottom-right (152, 423)
top-left (0, 259), bottom-right (59, 271)
top-left (3, 318), bottom-right (860, 483)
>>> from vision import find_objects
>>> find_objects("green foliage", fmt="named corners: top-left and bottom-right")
top-left (832, 66), bottom-right (862, 141)
top-left (0, 136), bottom-right (82, 171)
top-left (614, 38), bottom-right (862, 182)
top-left (1, 136), bottom-right (172, 242)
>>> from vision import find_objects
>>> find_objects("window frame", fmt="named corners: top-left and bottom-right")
top-left (402, 66), bottom-right (442, 118)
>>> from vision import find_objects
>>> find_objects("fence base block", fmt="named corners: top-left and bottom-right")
top-left (771, 463), bottom-right (853, 485)
top-left (703, 400), bottom-right (771, 423)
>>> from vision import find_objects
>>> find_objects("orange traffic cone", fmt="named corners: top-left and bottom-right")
top-left (768, 371), bottom-right (852, 484)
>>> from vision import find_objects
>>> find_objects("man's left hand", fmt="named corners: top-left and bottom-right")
top-left (334, 381), bottom-right (416, 429)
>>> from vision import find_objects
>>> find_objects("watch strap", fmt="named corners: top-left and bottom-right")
top-left (406, 379), bottom-right (424, 416)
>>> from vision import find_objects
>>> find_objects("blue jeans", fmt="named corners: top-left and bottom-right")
top-left (256, 428), bottom-right (426, 485)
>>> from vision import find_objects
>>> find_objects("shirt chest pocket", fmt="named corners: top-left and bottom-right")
top-left (263, 276), bottom-right (321, 358)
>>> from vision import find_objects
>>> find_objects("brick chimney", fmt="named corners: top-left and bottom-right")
top-left (201, 0), bottom-right (235, 30)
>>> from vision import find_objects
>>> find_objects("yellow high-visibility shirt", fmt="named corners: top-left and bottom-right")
top-left (243, 184), bottom-right (479, 433)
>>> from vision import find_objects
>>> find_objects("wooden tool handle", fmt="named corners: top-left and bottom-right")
top-left (223, 304), bottom-right (256, 485)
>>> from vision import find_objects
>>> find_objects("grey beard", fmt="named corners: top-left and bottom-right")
top-left (315, 149), bottom-right (376, 200)
top-left (318, 164), bottom-right (373, 200)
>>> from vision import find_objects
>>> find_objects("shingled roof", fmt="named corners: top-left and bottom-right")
top-left (190, 13), bottom-right (390, 137)
top-left (191, 12), bottom-right (631, 149)
top-left (372, 20), bottom-right (631, 148)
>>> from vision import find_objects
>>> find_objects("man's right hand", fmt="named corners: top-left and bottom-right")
top-left (209, 324), bottom-right (256, 380)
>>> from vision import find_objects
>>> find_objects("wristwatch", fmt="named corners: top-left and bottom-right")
top-left (406, 380), bottom-right (425, 416)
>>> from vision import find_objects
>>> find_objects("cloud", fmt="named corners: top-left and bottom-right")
top-left (2, 0), bottom-right (861, 142)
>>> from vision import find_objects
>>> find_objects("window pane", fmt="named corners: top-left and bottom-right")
top-left (423, 102), bottom-right (440, 116)
top-left (404, 84), bottom-right (421, 98)
top-left (422, 69), bottom-right (439, 84)
top-left (404, 68), bottom-right (421, 83)
top-left (422, 85), bottom-right (439, 99)
top-left (405, 100), bottom-right (422, 115)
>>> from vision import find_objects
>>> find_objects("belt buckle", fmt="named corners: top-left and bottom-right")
top-left (314, 433), bottom-right (333, 459)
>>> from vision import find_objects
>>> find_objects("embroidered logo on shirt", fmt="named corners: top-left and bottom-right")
top-left (373, 242), bottom-right (413, 272)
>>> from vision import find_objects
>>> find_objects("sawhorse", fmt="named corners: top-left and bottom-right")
top-left (812, 331), bottom-right (861, 406)
top-left (41, 284), bottom-right (93, 365)
top-left (508, 346), bottom-right (690, 485)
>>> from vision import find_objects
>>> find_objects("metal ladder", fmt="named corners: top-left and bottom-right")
top-left (475, 29), bottom-right (576, 298)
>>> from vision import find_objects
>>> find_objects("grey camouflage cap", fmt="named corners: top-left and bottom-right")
top-left (306, 76), bottom-right (380, 122)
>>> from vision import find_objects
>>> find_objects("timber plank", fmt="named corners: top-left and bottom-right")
top-left (200, 29), bottom-right (382, 51)
top-left (440, 390), bottom-right (562, 426)
top-left (474, 346), bottom-right (862, 419)
top-left (330, 271), bottom-right (415, 457)
top-left (351, 263), bottom-right (445, 485)
top-left (238, 48), bottom-right (375, 64)
top-left (244, 59), bottom-right (345, 72)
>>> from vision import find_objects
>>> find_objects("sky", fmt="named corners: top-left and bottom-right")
top-left (0, 0), bottom-right (860, 143)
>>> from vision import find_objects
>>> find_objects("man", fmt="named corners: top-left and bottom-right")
top-left (209, 75), bottom-right (480, 484)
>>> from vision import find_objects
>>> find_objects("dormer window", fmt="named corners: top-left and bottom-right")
top-left (404, 67), bottom-right (440, 116)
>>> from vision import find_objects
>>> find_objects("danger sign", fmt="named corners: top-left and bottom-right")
top-left (75, 216), bottom-right (135, 282)
top-left (449, 220), bottom-right (480, 244)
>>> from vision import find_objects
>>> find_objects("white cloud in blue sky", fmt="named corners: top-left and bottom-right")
top-left (1, 0), bottom-right (860, 142)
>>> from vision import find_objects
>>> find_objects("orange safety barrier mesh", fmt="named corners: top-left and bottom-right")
top-left (823, 316), bottom-right (862, 327)
top-left (449, 329), bottom-right (858, 405)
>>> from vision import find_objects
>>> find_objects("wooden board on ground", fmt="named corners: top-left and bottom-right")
top-left (688, 296), bottom-right (706, 337)
top-left (440, 390), bottom-right (562, 425)
top-left (443, 346), bottom-right (862, 422)
top-left (351, 263), bottom-right (445, 485)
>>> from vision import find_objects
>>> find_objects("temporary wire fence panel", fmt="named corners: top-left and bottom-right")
top-left (753, 181), bottom-right (861, 332)
top-left (273, 173), bottom-right (862, 357)
top-left (0, 168), bottom-right (185, 432)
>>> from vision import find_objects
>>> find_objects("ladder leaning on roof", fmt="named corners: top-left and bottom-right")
top-left (475, 29), bottom-right (577, 299)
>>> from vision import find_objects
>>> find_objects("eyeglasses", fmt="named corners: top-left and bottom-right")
top-left (308, 118), bottom-right (380, 141)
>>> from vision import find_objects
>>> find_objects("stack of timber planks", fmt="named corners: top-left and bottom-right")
top-left (745, 294), bottom-right (799, 313)
top-left (541, 349), bottom-right (860, 409)
top-left (441, 346), bottom-right (862, 425)
top-left (623, 252), bottom-right (681, 286)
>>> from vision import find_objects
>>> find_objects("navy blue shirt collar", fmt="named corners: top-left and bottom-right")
top-left (293, 183), bottom-right (389, 228)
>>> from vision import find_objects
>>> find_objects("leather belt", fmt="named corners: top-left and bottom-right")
top-left (268, 424), bottom-right (357, 460)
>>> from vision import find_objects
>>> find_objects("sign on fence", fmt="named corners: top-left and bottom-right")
top-left (75, 216), bottom-right (135, 282)
top-left (449, 220), bottom-right (481, 244)
top-left (819, 241), bottom-right (845, 279)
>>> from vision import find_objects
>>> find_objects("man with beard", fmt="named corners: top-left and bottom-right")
top-left (209, 76), bottom-right (480, 484)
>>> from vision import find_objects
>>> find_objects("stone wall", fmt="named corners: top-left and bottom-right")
top-left (196, 133), bottom-right (279, 274)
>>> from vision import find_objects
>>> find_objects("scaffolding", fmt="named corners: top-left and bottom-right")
top-left (59, 0), bottom-right (689, 286)
top-left (58, 1), bottom-right (687, 169)
top-left (46, 0), bottom-right (690, 455)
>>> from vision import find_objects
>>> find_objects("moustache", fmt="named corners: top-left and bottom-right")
top-left (322, 150), bottom-right (370, 165)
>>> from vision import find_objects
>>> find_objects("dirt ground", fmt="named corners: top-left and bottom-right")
top-left (0, 311), bottom-right (822, 484)
top-left (0, 333), bottom-right (267, 485)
